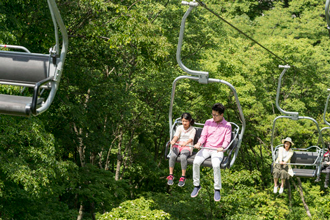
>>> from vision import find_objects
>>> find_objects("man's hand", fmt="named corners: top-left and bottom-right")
top-left (170, 140), bottom-right (176, 145)
top-left (194, 143), bottom-right (201, 150)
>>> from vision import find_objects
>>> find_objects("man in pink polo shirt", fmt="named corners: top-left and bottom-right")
top-left (190, 103), bottom-right (232, 202)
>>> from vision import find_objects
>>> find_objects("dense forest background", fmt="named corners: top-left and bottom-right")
top-left (1, 0), bottom-right (330, 219)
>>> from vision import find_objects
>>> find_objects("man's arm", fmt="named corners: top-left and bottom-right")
top-left (222, 124), bottom-right (232, 150)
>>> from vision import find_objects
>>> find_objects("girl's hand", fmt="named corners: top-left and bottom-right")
top-left (217, 147), bottom-right (224, 152)
top-left (327, 162), bottom-right (330, 165)
top-left (170, 140), bottom-right (176, 145)
top-left (280, 161), bottom-right (286, 165)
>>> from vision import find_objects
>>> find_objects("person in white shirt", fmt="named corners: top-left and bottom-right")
top-left (167, 113), bottom-right (196, 187)
top-left (273, 137), bottom-right (294, 194)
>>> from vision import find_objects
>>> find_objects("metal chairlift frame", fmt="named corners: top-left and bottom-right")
top-left (0, 0), bottom-right (68, 116)
top-left (320, 90), bottom-right (330, 175)
top-left (326, 0), bottom-right (330, 38)
top-left (270, 65), bottom-right (326, 180)
top-left (167, 1), bottom-right (246, 168)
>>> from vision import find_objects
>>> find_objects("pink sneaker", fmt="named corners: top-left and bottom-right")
top-left (178, 177), bottom-right (186, 187)
top-left (167, 175), bottom-right (174, 185)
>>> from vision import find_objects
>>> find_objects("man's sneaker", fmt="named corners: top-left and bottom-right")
top-left (167, 175), bottom-right (174, 185)
top-left (191, 185), bottom-right (202, 198)
top-left (325, 182), bottom-right (329, 188)
top-left (214, 190), bottom-right (221, 202)
top-left (273, 186), bottom-right (278, 193)
top-left (178, 177), bottom-right (186, 187)
top-left (279, 187), bottom-right (284, 194)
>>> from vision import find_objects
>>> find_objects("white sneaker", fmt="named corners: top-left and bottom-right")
top-left (273, 186), bottom-right (278, 193)
top-left (279, 187), bottom-right (284, 194)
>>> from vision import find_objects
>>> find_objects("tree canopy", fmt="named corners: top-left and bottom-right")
top-left (1, 0), bottom-right (330, 219)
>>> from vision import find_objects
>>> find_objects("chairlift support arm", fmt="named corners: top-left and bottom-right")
top-left (276, 65), bottom-right (299, 119)
top-left (38, 0), bottom-right (68, 115)
top-left (177, 1), bottom-right (209, 84)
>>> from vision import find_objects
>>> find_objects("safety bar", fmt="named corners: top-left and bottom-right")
top-left (276, 65), bottom-right (299, 118)
top-left (273, 145), bottom-right (322, 166)
top-left (326, 0), bottom-right (330, 37)
top-left (177, 1), bottom-right (209, 84)
top-left (172, 144), bottom-right (223, 150)
top-left (0, 45), bottom-right (31, 53)
top-left (31, 76), bottom-right (54, 115)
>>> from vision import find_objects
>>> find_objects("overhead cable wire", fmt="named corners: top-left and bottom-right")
top-left (196, 0), bottom-right (290, 65)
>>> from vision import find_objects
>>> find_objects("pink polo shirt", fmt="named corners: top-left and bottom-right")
top-left (198, 118), bottom-right (232, 150)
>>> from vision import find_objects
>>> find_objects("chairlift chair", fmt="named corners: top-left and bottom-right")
top-left (320, 89), bottom-right (330, 174)
top-left (0, 0), bottom-right (68, 116)
top-left (165, 1), bottom-right (246, 169)
top-left (271, 65), bottom-right (326, 181)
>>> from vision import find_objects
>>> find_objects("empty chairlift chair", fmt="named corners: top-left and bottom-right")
top-left (0, 0), bottom-right (68, 116)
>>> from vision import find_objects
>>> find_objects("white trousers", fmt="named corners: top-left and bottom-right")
top-left (193, 149), bottom-right (223, 190)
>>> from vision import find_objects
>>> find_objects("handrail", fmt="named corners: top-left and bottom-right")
top-left (326, 0), bottom-right (330, 38)
top-left (0, 45), bottom-right (31, 53)
top-left (177, 1), bottom-right (209, 84)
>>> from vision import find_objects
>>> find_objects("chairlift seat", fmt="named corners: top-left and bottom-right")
top-left (0, 50), bottom-right (56, 116)
top-left (322, 168), bottom-right (329, 174)
top-left (292, 168), bottom-right (317, 178)
top-left (272, 149), bottom-right (321, 178)
top-left (0, 94), bottom-right (44, 116)
top-left (0, 51), bottom-right (55, 86)
top-left (290, 151), bottom-right (319, 164)
top-left (168, 126), bottom-right (239, 169)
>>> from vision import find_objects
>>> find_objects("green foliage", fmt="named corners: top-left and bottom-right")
top-left (96, 197), bottom-right (170, 220)
top-left (1, 0), bottom-right (330, 219)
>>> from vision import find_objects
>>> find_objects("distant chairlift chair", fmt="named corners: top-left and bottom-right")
top-left (165, 1), bottom-right (246, 169)
top-left (326, 0), bottom-right (330, 38)
top-left (271, 65), bottom-right (326, 181)
top-left (320, 89), bottom-right (330, 175)
top-left (0, 0), bottom-right (68, 116)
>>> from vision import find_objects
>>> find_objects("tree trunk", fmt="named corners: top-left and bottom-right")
top-left (74, 123), bottom-right (85, 167)
top-left (288, 179), bottom-right (292, 208)
top-left (121, 129), bottom-right (134, 180)
top-left (292, 177), bottom-right (312, 218)
top-left (77, 203), bottom-right (84, 220)
top-left (104, 135), bottom-right (118, 171)
top-left (115, 130), bottom-right (124, 181)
